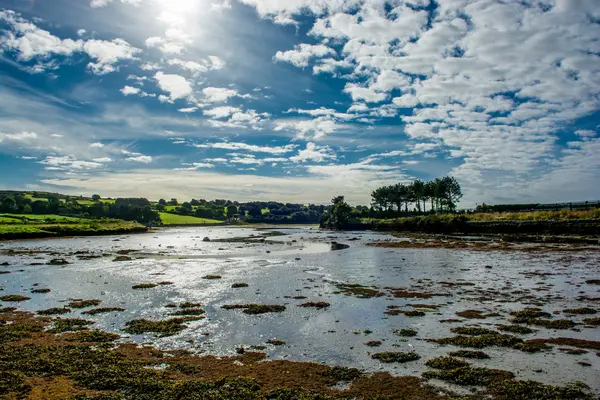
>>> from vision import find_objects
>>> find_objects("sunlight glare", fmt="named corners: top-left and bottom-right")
top-left (153, 0), bottom-right (203, 26)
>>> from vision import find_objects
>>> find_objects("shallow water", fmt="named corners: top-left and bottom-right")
top-left (1, 226), bottom-right (599, 393)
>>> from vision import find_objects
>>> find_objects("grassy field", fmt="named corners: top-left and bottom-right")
top-left (0, 220), bottom-right (147, 240)
top-left (159, 212), bottom-right (222, 225)
top-left (0, 214), bottom-right (86, 223)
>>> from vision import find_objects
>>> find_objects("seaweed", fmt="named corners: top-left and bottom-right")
top-left (0, 294), bottom-right (30, 302)
top-left (82, 307), bottom-right (125, 315)
top-left (231, 283), bottom-right (249, 288)
top-left (132, 283), bottom-right (158, 289)
top-left (450, 327), bottom-right (498, 336)
top-left (489, 379), bottom-right (593, 399)
top-left (30, 288), bottom-right (51, 294)
top-left (69, 299), bottom-right (102, 308)
top-left (563, 308), bottom-right (596, 315)
top-left (169, 308), bottom-right (205, 316)
top-left (201, 275), bottom-right (222, 280)
top-left (222, 304), bottom-right (286, 314)
top-left (123, 317), bottom-right (200, 337)
top-left (431, 333), bottom-right (522, 349)
top-left (37, 307), bottom-right (71, 316)
top-left (66, 330), bottom-right (121, 343)
top-left (298, 302), bottom-right (330, 309)
top-left (425, 356), bottom-right (470, 370)
top-left (423, 366), bottom-right (513, 386)
top-left (335, 283), bottom-right (384, 299)
top-left (448, 350), bottom-right (490, 359)
top-left (393, 328), bottom-right (417, 337)
top-left (266, 339), bottom-right (286, 346)
top-left (497, 325), bottom-right (536, 334)
top-left (48, 318), bottom-right (93, 333)
top-left (372, 351), bottom-right (420, 363)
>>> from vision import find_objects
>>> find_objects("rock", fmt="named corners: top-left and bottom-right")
top-left (47, 258), bottom-right (70, 266)
top-left (202, 237), bottom-right (211, 242)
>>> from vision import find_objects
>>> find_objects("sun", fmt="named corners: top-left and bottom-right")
top-left (152, 0), bottom-right (202, 26)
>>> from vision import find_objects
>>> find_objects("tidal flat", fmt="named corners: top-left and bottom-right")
top-left (0, 226), bottom-right (599, 399)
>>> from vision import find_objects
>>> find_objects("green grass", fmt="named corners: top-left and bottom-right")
top-left (0, 220), bottom-right (146, 239)
top-left (261, 208), bottom-right (270, 215)
top-left (159, 212), bottom-right (221, 225)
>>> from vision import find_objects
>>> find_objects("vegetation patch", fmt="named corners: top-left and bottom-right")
top-left (497, 324), bottom-right (536, 334)
top-left (525, 338), bottom-right (600, 350)
top-left (488, 379), bottom-right (594, 400)
top-left (221, 304), bottom-right (286, 315)
top-left (179, 302), bottom-right (203, 308)
top-left (321, 366), bottom-right (363, 382)
top-left (37, 307), bottom-right (71, 316)
top-left (132, 283), bottom-right (158, 289)
top-left (65, 330), bottom-right (121, 343)
top-left (0, 294), bottom-right (30, 302)
top-left (385, 309), bottom-right (426, 316)
top-left (513, 341), bottom-right (552, 353)
top-left (0, 322), bottom-right (43, 343)
top-left (170, 308), bottom-right (206, 316)
top-left (431, 333), bottom-right (522, 349)
top-left (265, 339), bottom-right (286, 346)
top-left (335, 283), bottom-right (384, 298)
top-left (0, 371), bottom-right (31, 396)
top-left (0, 307), bottom-right (17, 313)
top-left (231, 283), bottom-right (249, 288)
top-left (450, 326), bottom-right (498, 336)
top-left (364, 341), bottom-right (382, 347)
top-left (425, 356), bottom-right (470, 370)
top-left (202, 275), bottom-right (222, 280)
top-left (563, 307), bottom-right (596, 315)
top-left (112, 256), bottom-right (132, 262)
top-left (456, 310), bottom-right (499, 319)
top-left (47, 258), bottom-right (70, 265)
top-left (372, 351), bottom-right (420, 363)
top-left (510, 308), bottom-right (551, 320)
top-left (82, 307), bottom-right (125, 315)
top-left (582, 317), bottom-right (600, 326)
top-left (585, 280), bottom-right (600, 285)
top-left (30, 288), bottom-right (51, 294)
top-left (123, 317), bottom-right (200, 337)
top-left (423, 366), bottom-right (514, 386)
top-left (298, 302), bottom-right (330, 309)
top-left (393, 328), bottom-right (417, 337)
top-left (69, 299), bottom-right (102, 308)
top-left (48, 318), bottom-right (93, 333)
top-left (448, 350), bottom-right (490, 359)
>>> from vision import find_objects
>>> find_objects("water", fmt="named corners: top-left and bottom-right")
top-left (1, 226), bottom-right (599, 392)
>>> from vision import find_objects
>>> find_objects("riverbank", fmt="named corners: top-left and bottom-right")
top-left (0, 220), bottom-right (147, 241)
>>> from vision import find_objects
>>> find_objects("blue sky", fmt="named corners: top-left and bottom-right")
top-left (0, 0), bottom-right (599, 206)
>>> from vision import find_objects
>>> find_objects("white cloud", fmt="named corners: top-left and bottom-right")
top-left (0, 11), bottom-right (140, 74)
top-left (274, 43), bottom-right (335, 68)
top-left (290, 142), bottom-right (336, 163)
top-left (174, 162), bottom-right (214, 170)
top-left (202, 87), bottom-right (239, 103)
top-left (274, 117), bottom-right (340, 140)
top-left (120, 86), bottom-right (140, 96)
top-left (194, 141), bottom-right (296, 154)
top-left (0, 131), bottom-right (38, 143)
top-left (90, 142), bottom-right (105, 148)
top-left (178, 107), bottom-right (198, 113)
top-left (90, 0), bottom-right (142, 8)
top-left (154, 72), bottom-right (193, 101)
top-left (126, 155), bottom-right (153, 163)
top-left (92, 157), bottom-right (113, 163)
top-left (203, 106), bottom-right (241, 119)
top-left (39, 155), bottom-right (104, 170)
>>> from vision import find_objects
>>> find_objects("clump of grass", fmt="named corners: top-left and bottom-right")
top-left (0, 371), bottom-right (31, 396)
top-left (37, 307), bottom-right (71, 316)
top-left (298, 302), bottom-right (330, 309)
top-left (179, 302), bottom-right (203, 308)
top-left (202, 275), bottom-right (222, 279)
top-left (132, 283), bottom-right (158, 289)
top-left (266, 339), bottom-right (286, 346)
top-left (497, 325), bottom-right (536, 334)
top-left (448, 350), bottom-right (490, 359)
top-left (513, 341), bottom-right (552, 353)
top-left (113, 256), bottom-right (132, 262)
top-left (47, 258), bottom-right (70, 265)
top-left (82, 307), bottom-right (125, 315)
top-left (423, 366), bottom-right (514, 386)
top-left (431, 333), bottom-right (522, 349)
top-left (170, 308), bottom-right (206, 316)
top-left (393, 328), bottom-right (417, 337)
top-left (372, 351), bottom-right (420, 363)
top-left (48, 318), bottom-right (93, 333)
top-left (0, 322), bottom-right (43, 343)
top-left (69, 299), bottom-right (102, 308)
top-left (222, 304), bottom-right (286, 314)
top-left (231, 283), bottom-right (249, 288)
top-left (510, 308), bottom-right (552, 320)
top-left (425, 356), bottom-right (470, 370)
top-left (0, 294), bottom-right (30, 302)
top-left (335, 283), bottom-right (384, 298)
top-left (456, 310), bottom-right (499, 319)
top-left (489, 379), bottom-right (593, 399)
top-left (531, 319), bottom-right (577, 329)
top-left (563, 308), bottom-right (596, 315)
top-left (321, 366), bottom-right (363, 382)
top-left (582, 317), bottom-right (600, 326)
top-left (450, 326), bottom-right (498, 336)
top-left (364, 340), bottom-right (382, 347)
top-left (66, 330), bottom-right (121, 343)
top-left (30, 288), bottom-right (51, 294)
top-left (123, 317), bottom-right (200, 337)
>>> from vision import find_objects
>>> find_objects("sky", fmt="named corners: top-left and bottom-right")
top-left (0, 0), bottom-right (599, 206)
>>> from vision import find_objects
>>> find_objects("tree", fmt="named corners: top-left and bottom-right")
top-left (158, 199), bottom-right (167, 206)
top-left (226, 205), bottom-right (238, 219)
top-left (190, 199), bottom-right (200, 206)
top-left (91, 194), bottom-right (101, 201)
top-left (181, 202), bottom-right (192, 210)
top-left (168, 198), bottom-right (178, 206)
top-left (328, 195), bottom-right (352, 230)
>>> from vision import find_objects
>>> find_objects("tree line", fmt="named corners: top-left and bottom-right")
top-left (370, 176), bottom-right (462, 214)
